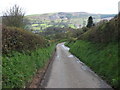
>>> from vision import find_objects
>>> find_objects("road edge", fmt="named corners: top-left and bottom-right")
top-left (39, 48), bottom-right (57, 88)
top-left (26, 47), bottom-right (56, 88)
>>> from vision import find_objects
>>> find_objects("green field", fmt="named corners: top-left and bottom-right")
top-left (26, 12), bottom-right (105, 32)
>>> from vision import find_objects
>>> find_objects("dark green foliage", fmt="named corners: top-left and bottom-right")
top-left (86, 16), bottom-right (94, 28)
top-left (69, 27), bottom-right (89, 39)
top-left (118, 12), bottom-right (120, 40)
top-left (82, 27), bottom-right (89, 32)
top-left (2, 26), bottom-right (46, 54)
top-left (66, 40), bottom-right (119, 89)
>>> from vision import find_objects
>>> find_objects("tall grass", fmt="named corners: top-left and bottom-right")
top-left (66, 40), bottom-right (119, 88)
top-left (2, 43), bottom-right (56, 88)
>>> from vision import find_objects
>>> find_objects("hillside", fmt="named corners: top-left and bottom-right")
top-left (26, 12), bottom-right (116, 33)
top-left (26, 12), bottom-right (115, 20)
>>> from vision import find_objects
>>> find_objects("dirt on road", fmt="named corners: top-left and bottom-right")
top-left (40, 43), bottom-right (112, 88)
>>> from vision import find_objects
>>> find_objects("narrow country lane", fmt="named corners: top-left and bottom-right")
top-left (41, 43), bottom-right (112, 88)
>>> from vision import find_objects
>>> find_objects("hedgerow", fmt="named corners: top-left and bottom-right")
top-left (78, 15), bottom-right (118, 43)
top-left (2, 26), bottom-right (47, 54)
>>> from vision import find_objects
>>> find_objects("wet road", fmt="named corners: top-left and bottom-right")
top-left (41, 43), bottom-right (112, 88)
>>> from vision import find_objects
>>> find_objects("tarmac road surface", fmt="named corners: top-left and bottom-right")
top-left (41, 43), bottom-right (112, 88)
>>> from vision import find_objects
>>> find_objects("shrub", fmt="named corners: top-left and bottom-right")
top-left (2, 26), bottom-right (46, 54)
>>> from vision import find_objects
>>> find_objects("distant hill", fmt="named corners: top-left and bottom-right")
top-left (26, 12), bottom-right (115, 20)
top-left (26, 12), bottom-right (116, 33)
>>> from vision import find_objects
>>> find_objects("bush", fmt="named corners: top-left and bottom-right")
top-left (2, 26), bottom-right (46, 54)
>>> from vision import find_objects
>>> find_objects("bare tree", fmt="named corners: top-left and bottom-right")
top-left (2, 4), bottom-right (27, 28)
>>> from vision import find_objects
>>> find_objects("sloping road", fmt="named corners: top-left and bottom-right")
top-left (41, 43), bottom-right (112, 88)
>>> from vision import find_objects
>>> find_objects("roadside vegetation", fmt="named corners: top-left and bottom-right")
top-left (2, 43), bottom-right (55, 88)
top-left (66, 40), bottom-right (118, 88)
top-left (2, 4), bottom-right (118, 89)
top-left (2, 26), bottom-right (56, 88)
top-left (2, 5), bottom-right (56, 88)
top-left (65, 14), bottom-right (119, 89)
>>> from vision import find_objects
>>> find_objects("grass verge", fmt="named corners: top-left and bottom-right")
top-left (65, 40), bottom-right (119, 89)
top-left (2, 43), bottom-right (56, 88)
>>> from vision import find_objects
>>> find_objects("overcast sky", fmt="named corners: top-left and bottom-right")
top-left (0, 0), bottom-right (119, 15)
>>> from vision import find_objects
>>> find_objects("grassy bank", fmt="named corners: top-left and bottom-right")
top-left (65, 40), bottom-right (119, 88)
top-left (2, 43), bottom-right (56, 88)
